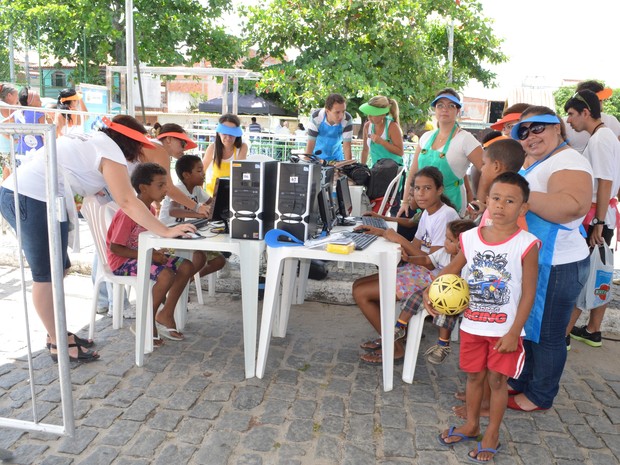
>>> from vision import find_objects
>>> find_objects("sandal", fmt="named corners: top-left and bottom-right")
top-left (155, 322), bottom-right (184, 341)
top-left (49, 343), bottom-right (100, 363)
top-left (46, 332), bottom-right (94, 350)
top-left (360, 350), bottom-right (404, 366)
top-left (467, 441), bottom-right (501, 463)
top-left (360, 338), bottom-right (382, 351)
top-left (437, 426), bottom-right (482, 446)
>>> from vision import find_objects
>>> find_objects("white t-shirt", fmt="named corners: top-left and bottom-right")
top-left (522, 147), bottom-right (592, 265)
top-left (460, 227), bottom-right (540, 338)
top-left (3, 131), bottom-right (127, 201)
top-left (414, 204), bottom-right (460, 253)
top-left (582, 127), bottom-right (620, 228)
top-left (429, 247), bottom-right (452, 270)
top-left (159, 182), bottom-right (210, 225)
top-left (564, 113), bottom-right (620, 154)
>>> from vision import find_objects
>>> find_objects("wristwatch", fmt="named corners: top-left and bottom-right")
top-left (592, 218), bottom-right (605, 226)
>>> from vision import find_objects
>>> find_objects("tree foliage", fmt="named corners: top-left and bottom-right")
top-left (0, 0), bottom-right (243, 85)
top-left (241, 0), bottom-right (506, 124)
top-left (554, 85), bottom-right (620, 120)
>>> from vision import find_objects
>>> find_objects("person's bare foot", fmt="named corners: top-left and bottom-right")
top-left (452, 403), bottom-right (490, 419)
top-left (454, 390), bottom-right (466, 401)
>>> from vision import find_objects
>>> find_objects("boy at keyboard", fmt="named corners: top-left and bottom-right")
top-left (159, 155), bottom-right (226, 280)
top-left (107, 163), bottom-right (195, 343)
top-left (352, 166), bottom-right (460, 365)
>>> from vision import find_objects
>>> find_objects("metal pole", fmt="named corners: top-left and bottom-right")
top-left (37, 21), bottom-right (43, 96)
top-left (24, 37), bottom-right (31, 86)
top-left (232, 76), bottom-right (239, 115)
top-left (125, 0), bottom-right (135, 116)
top-left (9, 32), bottom-right (15, 82)
top-left (222, 75), bottom-right (229, 115)
top-left (448, 18), bottom-right (454, 84)
top-left (134, 35), bottom-right (147, 124)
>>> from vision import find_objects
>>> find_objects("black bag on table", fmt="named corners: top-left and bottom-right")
top-left (339, 162), bottom-right (371, 187)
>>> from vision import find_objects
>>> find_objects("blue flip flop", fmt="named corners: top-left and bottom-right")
top-left (467, 441), bottom-right (501, 463)
top-left (437, 426), bottom-right (482, 447)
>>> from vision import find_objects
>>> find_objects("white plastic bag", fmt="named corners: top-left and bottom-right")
top-left (576, 244), bottom-right (614, 310)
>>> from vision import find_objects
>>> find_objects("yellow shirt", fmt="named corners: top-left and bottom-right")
top-left (206, 147), bottom-right (237, 196)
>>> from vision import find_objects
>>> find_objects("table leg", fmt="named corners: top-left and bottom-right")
top-left (294, 258), bottom-right (311, 305)
top-left (274, 258), bottom-right (299, 337)
top-left (173, 250), bottom-right (192, 331)
top-left (256, 248), bottom-right (285, 379)
top-left (135, 243), bottom-right (154, 367)
top-left (238, 241), bottom-right (262, 378)
top-left (378, 250), bottom-right (398, 392)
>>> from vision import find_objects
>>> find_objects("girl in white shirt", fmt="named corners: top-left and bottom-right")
top-left (352, 166), bottom-right (460, 364)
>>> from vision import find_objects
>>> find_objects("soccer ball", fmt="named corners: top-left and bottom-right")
top-left (428, 274), bottom-right (470, 316)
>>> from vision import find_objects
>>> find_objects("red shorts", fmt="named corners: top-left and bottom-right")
top-left (459, 330), bottom-right (525, 378)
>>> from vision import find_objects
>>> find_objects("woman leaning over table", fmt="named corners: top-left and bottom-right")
top-left (202, 114), bottom-right (248, 197)
top-left (0, 115), bottom-right (195, 363)
top-left (506, 106), bottom-right (592, 411)
top-left (398, 88), bottom-right (484, 217)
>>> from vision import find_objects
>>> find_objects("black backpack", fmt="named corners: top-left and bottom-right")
top-left (366, 158), bottom-right (401, 200)
top-left (339, 162), bottom-right (371, 187)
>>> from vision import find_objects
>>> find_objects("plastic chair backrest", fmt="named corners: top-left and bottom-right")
top-left (81, 196), bottom-right (119, 275)
top-left (377, 165), bottom-right (405, 216)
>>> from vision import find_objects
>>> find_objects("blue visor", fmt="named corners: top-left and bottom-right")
top-left (510, 114), bottom-right (561, 140)
top-left (216, 123), bottom-right (243, 137)
top-left (431, 93), bottom-right (462, 108)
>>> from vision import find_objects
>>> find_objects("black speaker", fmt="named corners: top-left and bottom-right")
top-left (230, 160), bottom-right (278, 240)
top-left (275, 162), bottom-right (321, 241)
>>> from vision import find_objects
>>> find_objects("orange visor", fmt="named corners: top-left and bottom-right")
top-left (597, 88), bottom-right (613, 100)
top-left (156, 131), bottom-right (198, 150)
top-left (59, 93), bottom-right (82, 103)
top-left (102, 116), bottom-right (156, 149)
top-left (490, 113), bottom-right (521, 131)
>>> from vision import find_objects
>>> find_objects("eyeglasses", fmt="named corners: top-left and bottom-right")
top-left (572, 92), bottom-right (591, 111)
top-left (435, 102), bottom-right (458, 111)
top-left (516, 123), bottom-right (549, 140)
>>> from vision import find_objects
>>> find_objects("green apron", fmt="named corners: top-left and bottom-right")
top-left (417, 124), bottom-right (462, 211)
top-left (369, 117), bottom-right (403, 167)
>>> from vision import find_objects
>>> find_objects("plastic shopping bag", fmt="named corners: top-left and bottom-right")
top-left (576, 244), bottom-right (614, 311)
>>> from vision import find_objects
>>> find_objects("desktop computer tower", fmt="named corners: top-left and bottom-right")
top-left (275, 162), bottom-right (321, 241)
top-left (230, 160), bottom-right (278, 240)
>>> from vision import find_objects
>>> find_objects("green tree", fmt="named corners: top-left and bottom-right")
top-left (554, 85), bottom-right (620, 120)
top-left (241, 0), bottom-right (506, 124)
top-left (0, 0), bottom-right (243, 85)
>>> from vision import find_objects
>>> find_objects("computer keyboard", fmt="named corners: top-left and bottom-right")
top-left (187, 218), bottom-right (210, 229)
top-left (361, 216), bottom-right (389, 229)
top-left (342, 231), bottom-right (378, 250)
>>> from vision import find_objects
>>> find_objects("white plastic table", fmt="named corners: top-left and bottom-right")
top-left (134, 232), bottom-right (264, 378)
top-left (255, 235), bottom-right (400, 391)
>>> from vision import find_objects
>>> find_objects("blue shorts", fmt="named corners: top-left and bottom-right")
top-left (0, 187), bottom-right (71, 282)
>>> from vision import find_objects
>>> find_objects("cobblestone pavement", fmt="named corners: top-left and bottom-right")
top-left (0, 266), bottom-right (619, 465)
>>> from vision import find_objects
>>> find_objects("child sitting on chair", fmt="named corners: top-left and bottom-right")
top-left (159, 154), bottom-right (226, 279)
top-left (107, 162), bottom-right (194, 344)
top-left (397, 219), bottom-right (476, 365)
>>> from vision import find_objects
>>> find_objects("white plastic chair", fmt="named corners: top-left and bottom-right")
top-left (374, 165), bottom-right (405, 216)
top-left (81, 196), bottom-right (154, 342)
top-left (193, 273), bottom-right (216, 304)
top-left (402, 307), bottom-right (429, 383)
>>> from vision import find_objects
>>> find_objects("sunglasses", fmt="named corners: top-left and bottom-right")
top-left (572, 92), bottom-right (591, 111)
top-left (516, 123), bottom-right (549, 140)
top-left (179, 139), bottom-right (187, 149)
